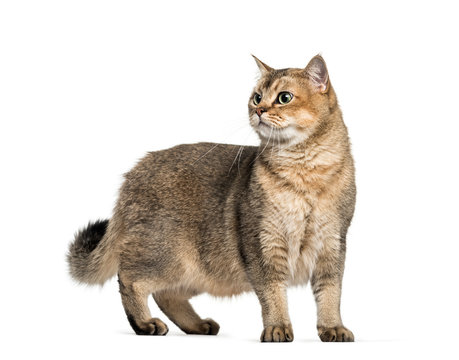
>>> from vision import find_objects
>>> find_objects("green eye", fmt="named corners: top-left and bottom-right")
top-left (253, 93), bottom-right (262, 105)
top-left (278, 92), bottom-right (293, 104)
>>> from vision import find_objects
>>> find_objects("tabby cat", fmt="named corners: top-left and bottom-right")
top-left (67, 55), bottom-right (356, 342)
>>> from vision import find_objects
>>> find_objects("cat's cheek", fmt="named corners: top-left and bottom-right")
top-left (287, 110), bottom-right (316, 128)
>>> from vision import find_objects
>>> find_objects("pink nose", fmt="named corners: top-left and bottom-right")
top-left (256, 108), bottom-right (266, 117)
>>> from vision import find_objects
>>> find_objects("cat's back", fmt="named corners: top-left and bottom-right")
top-left (125, 142), bottom-right (256, 182)
top-left (119, 142), bottom-right (257, 213)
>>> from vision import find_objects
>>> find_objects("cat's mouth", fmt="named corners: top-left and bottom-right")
top-left (258, 118), bottom-right (289, 132)
top-left (257, 120), bottom-right (277, 138)
top-left (256, 118), bottom-right (293, 141)
top-left (252, 115), bottom-right (303, 144)
top-left (258, 119), bottom-right (273, 129)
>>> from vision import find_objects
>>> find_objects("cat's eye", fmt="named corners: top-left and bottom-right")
top-left (278, 92), bottom-right (293, 105)
top-left (253, 93), bottom-right (262, 105)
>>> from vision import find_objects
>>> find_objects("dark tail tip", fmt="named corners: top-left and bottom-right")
top-left (67, 219), bottom-right (117, 285)
top-left (67, 219), bottom-right (109, 282)
top-left (73, 219), bottom-right (109, 253)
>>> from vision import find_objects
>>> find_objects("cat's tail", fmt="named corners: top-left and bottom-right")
top-left (67, 218), bottom-right (120, 285)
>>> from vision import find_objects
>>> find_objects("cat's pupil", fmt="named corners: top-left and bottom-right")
top-left (278, 92), bottom-right (293, 104)
top-left (254, 93), bottom-right (262, 105)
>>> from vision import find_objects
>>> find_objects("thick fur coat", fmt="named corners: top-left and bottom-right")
top-left (68, 55), bottom-right (356, 342)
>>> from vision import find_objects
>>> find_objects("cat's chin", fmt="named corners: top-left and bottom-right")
top-left (256, 123), bottom-right (306, 146)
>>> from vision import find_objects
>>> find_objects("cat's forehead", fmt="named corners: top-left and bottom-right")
top-left (257, 68), bottom-right (305, 93)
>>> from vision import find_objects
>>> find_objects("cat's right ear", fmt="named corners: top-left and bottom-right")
top-left (252, 55), bottom-right (273, 75)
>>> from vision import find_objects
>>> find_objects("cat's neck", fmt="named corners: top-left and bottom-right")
top-left (256, 117), bottom-right (351, 194)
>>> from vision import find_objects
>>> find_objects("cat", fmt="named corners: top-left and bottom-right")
top-left (67, 54), bottom-right (356, 342)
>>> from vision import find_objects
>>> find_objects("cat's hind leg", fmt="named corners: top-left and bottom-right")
top-left (118, 277), bottom-right (169, 335)
top-left (153, 291), bottom-right (219, 335)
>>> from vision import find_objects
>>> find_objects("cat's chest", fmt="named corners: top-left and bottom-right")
top-left (266, 189), bottom-right (312, 239)
top-left (263, 189), bottom-right (327, 284)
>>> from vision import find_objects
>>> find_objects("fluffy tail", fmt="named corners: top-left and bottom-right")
top-left (67, 219), bottom-right (119, 285)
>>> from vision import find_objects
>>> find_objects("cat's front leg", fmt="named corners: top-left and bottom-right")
top-left (244, 221), bottom-right (293, 342)
top-left (254, 282), bottom-right (294, 342)
top-left (310, 239), bottom-right (354, 342)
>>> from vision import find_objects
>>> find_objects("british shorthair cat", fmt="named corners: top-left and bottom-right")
top-left (67, 54), bottom-right (356, 342)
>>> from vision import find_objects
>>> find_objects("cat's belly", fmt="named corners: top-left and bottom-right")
top-left (176, 248), bottom-right (253, 297)
top-left (202, 279), bottom-right (253, 297)
top-left (185, 274), bottom-right (253, 298)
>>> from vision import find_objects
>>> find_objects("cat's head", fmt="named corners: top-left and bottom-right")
top-left (248, 55), bottom-right (338, 146)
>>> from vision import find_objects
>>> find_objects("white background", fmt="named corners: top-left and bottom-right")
top-left (1, 0), bottom-right (458, 359)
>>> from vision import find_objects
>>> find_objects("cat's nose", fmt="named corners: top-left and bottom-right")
top-left (256, 107), bottom-right (266, 117)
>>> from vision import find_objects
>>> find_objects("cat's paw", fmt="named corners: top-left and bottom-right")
top-left (198, 318), bottom-right (220, 335)
top-left (260, 324), bottom-right (294, 342)
top-left (135, 318), bottom-right (169, 335)
top-left (317, 326), bottom-right (354, 342)
top-left (184, 318), bottom-right (220, 335)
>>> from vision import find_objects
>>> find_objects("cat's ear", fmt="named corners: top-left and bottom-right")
top-left (252, 55), bottom-right (273, 75)
top-left (305, 55), bottom-right (329, 93)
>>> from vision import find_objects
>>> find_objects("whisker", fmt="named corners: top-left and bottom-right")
top-left (234, 128), bottom-right (254, 175)
top-left (192, 142), bottom-right (221, 165)
top-left (277, 131), bottom-right (281, 157)
top-left (274, 131), bottom-right (280, 161)
top-left (228, 145), bottom-right (244, 175)
top-left (237, 145), bottom-right (245, 176)
top-left (251, 126), bottom-right (273, 165)
top-left (270, 134), bottom-right (275, 161)
top-left (192, 122), bottom-right (251, 165)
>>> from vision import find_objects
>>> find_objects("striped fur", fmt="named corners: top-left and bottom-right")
top-left (67, 55), bottom-right (355, 342)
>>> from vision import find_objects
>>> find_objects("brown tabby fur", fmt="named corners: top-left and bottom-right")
top-left (67, 55), bottom-right (356, 342)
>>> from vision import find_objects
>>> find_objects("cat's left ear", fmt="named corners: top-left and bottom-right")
top-left (252, 55), bottom-right (274, 75)
top-left (305, 55), bottom-right (329, 93)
